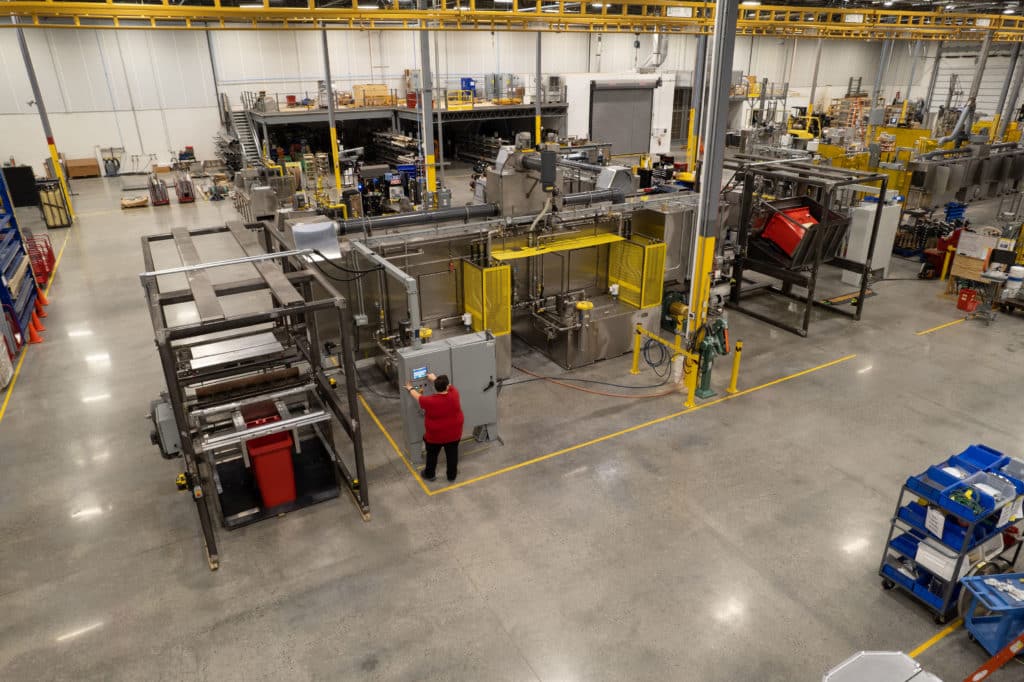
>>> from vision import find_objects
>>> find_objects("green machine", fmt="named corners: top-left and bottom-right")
top-left (695, 317), bottom-right (729, 399)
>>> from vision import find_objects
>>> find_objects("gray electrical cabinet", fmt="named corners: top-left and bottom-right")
top-left (395, 331), bottom-right (500, 458)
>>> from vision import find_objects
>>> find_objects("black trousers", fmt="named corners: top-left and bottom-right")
top-left (424, 440), bottom-right (459, 481)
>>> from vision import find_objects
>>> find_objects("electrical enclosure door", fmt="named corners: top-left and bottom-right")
top-left (589, 84), bottom-right (655, 155)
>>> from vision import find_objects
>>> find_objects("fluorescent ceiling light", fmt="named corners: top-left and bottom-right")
top-left (1005, 8), bottom-right (1016, 14)
top-left (494, 0), bottom-right (514, 3)
top-left (883, 1), bottom-right (893, 6)
top-left (740, 1), bottom-right (761, 5)
top-left (239, 3), bottom-right (264, 7)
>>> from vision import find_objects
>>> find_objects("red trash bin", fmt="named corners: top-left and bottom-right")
top-left (246, 421), bottom-right (296, 509)
top-left (957, 288), bottom-right (979, 313)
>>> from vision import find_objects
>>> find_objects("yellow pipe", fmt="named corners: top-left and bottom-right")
top-left (727, 340), bottom-right (743, 394)
top-left (329, 125), bottom-right (342, 191)
top-left (535, 115), bottom-right (542, 148)
top-left (899, 99), bottom-right (908, 125)
top-left (47, 142), bottom-right (74, 220)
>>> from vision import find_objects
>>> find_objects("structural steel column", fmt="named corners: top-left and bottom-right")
top-left (999, 54), bottom-right (1024, 140)
top-left (689, 0), bottom-right (738, 335)
top-left (417, 0), bottom-right (436, 202)
top-left (995, 42), bottom-right (1021, 132)
top-left (808, 38), bottom-right (823, 115)
top-left (923, 41), bottom-right (943, 114)
top-left (16, 24), bottom-right (74, 220)
top-left (322, 30), bottom-right (342, 191)
top-left (535, 32), bottom-right (543, 146)
top-left (968, 31), bottom-right (993, 103)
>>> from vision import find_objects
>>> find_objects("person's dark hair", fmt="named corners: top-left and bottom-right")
top-left (434, 374), bottom-right (450, 392)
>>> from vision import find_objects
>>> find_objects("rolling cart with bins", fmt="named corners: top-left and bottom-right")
top-left (878, 444), bottom-right (1024, 624)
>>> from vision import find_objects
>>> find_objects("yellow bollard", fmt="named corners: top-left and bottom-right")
top-left (683, 353), bottom-right (698, 409)
top-left (727, 340), bottom-right (743, 394)
top-left (630, 325), bottom-right (642, 375)
top-left (940, 244), bottom-right (955, 281)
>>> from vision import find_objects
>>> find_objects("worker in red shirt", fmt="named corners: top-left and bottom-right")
top-left (405, 372), bottom-right (464, 482)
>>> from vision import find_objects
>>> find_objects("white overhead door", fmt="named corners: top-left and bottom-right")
top-left (931, 53), bottom-right (1014, 117)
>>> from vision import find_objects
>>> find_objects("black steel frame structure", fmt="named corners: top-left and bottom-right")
top-left (725, 157), bottom-right (889, 337)
top-left (140, 220), bottom-right (368, 570)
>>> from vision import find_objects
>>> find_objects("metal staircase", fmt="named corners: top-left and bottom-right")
top-left (230, 109), bottom-right (261, 165)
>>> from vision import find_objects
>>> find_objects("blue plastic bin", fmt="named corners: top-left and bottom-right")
top-left (961, 572), bottom-right (1024, 656)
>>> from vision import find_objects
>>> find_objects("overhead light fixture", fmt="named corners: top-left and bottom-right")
top-left (239, 3), bottom-right (264, 7)
top-left (1005, 8), bottom-right (1016, 14)
top-left (883, 1), bottom-right (893, 6)
top-left (740, 1), bottom-right (761, 5)
top-left (494, 0), bottom-right (514, 3)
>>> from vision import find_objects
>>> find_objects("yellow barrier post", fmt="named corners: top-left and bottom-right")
top-left (683, 354), bottom-right (697, 409)
top-left (727, 340), bottom-right (743, 394)
top-left (630, 325), bottom-right (642, 375)
top-left (940, 244), bottom-right (955, 280)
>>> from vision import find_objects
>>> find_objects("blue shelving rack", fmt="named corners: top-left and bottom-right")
top-left (0, 168), bottom-right (38, 349)
top-left (879, 444), bottom-right (1024, 624)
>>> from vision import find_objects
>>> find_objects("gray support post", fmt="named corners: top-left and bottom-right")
top-left (905, 41), bottom-right (921, 101)
top-left (995, 42), bottom-right (1022, 125)
top-left (535, 32), bottom-right (543, 146)
top-left (16, 23), bottom-right (74, 219)
top-left (870, 39), bottom-right (893, 120)
top-left (434, 31), bottom-right (446, 191)
top-left (999, 54), bottom-right (1024, 140)
top-left (808, 38), bottom-right (823, 114)
top-left (689, 0), bottom-right (738, 334)
top-left (923, 41), bottom-right (943, 114)
top-left (968, 31), bottom-right (993, 103)
top-left (322, 30), bottom-right (342, 191)
top-left (691, 34), bottom-right (708, 147)
top-left (417, 0), bottom-right (436, 203)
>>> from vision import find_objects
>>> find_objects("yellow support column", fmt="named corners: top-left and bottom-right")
top-left (47, 140), bottom-right (74, 221)
top-left (727, 340), bottom-right (743, 394)
top-left (683, 353), bottom-right (697, 409)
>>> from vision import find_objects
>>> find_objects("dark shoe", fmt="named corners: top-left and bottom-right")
top-left (421, 469), bottom-right (437, 482)
top-left (447, 474), bottom-right (457, 482)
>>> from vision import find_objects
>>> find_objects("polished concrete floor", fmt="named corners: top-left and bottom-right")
top-left (2, 177), bottom-right (1024, 681)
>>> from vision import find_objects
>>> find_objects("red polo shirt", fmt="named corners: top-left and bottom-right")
top-left (418, 386), bottom-right (464, 444)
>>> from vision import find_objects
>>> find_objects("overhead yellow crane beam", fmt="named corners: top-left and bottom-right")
top-left (2, 0), bottom-right (1024, 40)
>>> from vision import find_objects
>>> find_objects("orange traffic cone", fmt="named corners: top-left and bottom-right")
top-left (28, 319), bottom-right (43, 344)
top-left (36, 287), bottom-right (50, 306)
top-left (35, 297), bottom-right (47, 318)
top-left (31, 310), bottom-right (45, 332)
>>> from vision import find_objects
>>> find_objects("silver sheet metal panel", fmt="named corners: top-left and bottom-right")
top-left (188, 331), bottom-right (284, 371)
top-left (823, 651), bottom-right (942, 682)
top-left (589, 84), bottom-right (654, 155)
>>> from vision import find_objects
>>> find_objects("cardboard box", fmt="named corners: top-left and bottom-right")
top-left (66, 158), bottom-right (101, 178)
top-left (152, 164), bottom-right (172, 174)
top-left (353, 84), bottom-right (389, 107)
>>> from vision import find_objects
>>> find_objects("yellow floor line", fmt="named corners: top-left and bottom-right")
top-left (0, 350), bottom-right (29, 423)
top-left (361, 354), bottom-right (856, 497)
top-left (908, 618), bottom-right (963, 658)
top-left (357, 394), bottom-right (432, 496)
top-left (0, 230), bottom-right (74, 424)
top-left (45, 229), bottom-right (73, 296)
top-left (915, 318), bottom-right (965, 336)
